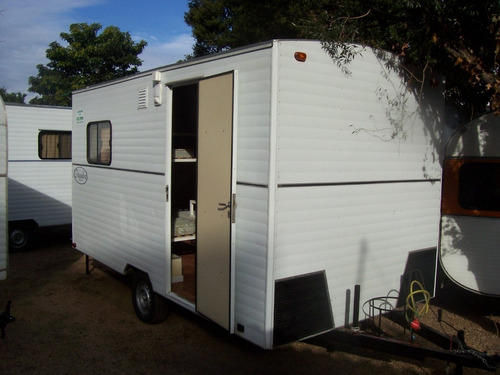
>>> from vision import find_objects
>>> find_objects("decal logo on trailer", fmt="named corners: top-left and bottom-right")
top-left (73, 167), bottom-right (88, 184)
top-left (76, 110), bottom-right (84, 124)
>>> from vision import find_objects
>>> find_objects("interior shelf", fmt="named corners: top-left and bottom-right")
top-left (173, 234), bottom-right (196, 242)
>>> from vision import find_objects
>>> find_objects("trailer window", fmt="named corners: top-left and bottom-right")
top-left (38, 131), bottom-right (72, 159)
top-left (459, 162), bottom-right (500, 211)
top-left (87, 121), bottom-right (111, 165)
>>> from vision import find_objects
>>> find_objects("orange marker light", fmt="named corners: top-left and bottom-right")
top-left (294, 52), bottom-right (307, 62)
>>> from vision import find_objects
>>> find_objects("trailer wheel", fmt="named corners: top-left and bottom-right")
top-left (8, 222), bottom-right (36, 252)
top-left (132, 272), bottom-right (169, 324)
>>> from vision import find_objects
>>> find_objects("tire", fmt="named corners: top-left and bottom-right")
top-left (9, 223), bottom-right (36, 252)
top-left (132, 272), bottom-right (169, 324)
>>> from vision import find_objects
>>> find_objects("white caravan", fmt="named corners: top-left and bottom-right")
top-left (0, 97), bottom-right (7, 279)
top-left (72, 40), bottom-right (445, 349)
top-left (6, 104), bottom-right (72, 251)
top-left (439, 111), bottom-right (500, 297)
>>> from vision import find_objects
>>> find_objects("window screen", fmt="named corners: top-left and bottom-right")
top-left (87, 121), bottom-right (111, 165)
top-left (38, 131), bottom-right (72, 159)
top-left (459, 162), bottom-right (500, 211)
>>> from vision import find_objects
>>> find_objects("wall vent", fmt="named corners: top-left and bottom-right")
top-left (273, 271), bottom-right (334, 347)
top-left (138, 87), bottom-right (148, 109)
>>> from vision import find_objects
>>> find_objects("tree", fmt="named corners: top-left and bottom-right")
top-left (185, 0), bottom-right (499, 118)
top-left (300, 0), bottom-right (499, 118)
top-left (0, 87), bottom-right (26, 103)
top-left (28, 23), bottom-right (147, 107)
top-left (185, 0), bottom-right (318, 56)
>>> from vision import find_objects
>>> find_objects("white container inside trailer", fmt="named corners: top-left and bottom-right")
top-left (6, 103), bottom-right (72, 251)
top-left (440, 111), bottom-right (500, 297)
top-left (72, 40), bottom-right (445, 349)
top-left (0, 97), bottom-right (7, 279)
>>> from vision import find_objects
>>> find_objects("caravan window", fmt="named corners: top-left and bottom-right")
top-left (38, 131), bottom-right (72, 159)
top-left (459, 162), bottom-right (500, 211)
top-left (87, 121), bottom-right (111, 165)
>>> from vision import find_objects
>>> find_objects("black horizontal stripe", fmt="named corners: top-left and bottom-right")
top-left (72, 163), bottom-right (165, 177)
top-left (236, 182), bottom-right (268, 188)
top-left (278, 179), bottom-right (440, 188)
top-left (9, 159), bottom-right (70, 162)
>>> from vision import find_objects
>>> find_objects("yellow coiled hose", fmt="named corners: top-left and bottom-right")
top-left (406, 280), bottom-right (431, 326)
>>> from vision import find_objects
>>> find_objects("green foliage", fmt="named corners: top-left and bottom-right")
top-left (185, 0), bottom-right (499, 117)
top-left (298, 0), bottom-right (500, 116)
top-left (0, 87), bottom-right (26, 104)
top-left (185, 0), bottom-right (326, 56)
top-left (28, 23), bottom-right (147, 107)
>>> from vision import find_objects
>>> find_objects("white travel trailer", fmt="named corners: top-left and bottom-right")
top-left (6, 103), bottom-right (72, 251)
top-left (0, 97), bottom-right (7, 279)
top-left (72, 40), bottom-right (445, 349)
top-left (439, 111), bottom-right (500, 297)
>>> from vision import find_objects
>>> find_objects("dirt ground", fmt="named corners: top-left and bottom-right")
top-left (0, 229), bottom-right (498, 375)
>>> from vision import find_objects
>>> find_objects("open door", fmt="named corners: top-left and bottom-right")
top-left (196, 72), bottom-right (234, 329)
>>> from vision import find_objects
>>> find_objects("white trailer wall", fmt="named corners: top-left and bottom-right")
top-left (0, 97), bottom-right (7, 279)
top-left (72, 40), bottom-right (445, 349)
top-left (164, 45), bottom-right (274, 347)
top-left (267, 42), bottom-right (443, 346)
top-left (7, 104), bottom-right (72, 229)
top-left (72, 77), bottom-right (168, 294)
top-left (72, 45), bottom-right (274, 321)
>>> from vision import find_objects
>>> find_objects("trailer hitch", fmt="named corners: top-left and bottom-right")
top-left (308, 287), bottom-right (499, 374)
top-left (0, 301), bottom-right (15, 339)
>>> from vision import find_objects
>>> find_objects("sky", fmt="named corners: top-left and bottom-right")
top-left (0, 0), bottom-right (195, 100)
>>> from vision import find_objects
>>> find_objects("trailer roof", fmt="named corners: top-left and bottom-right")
top-left (73, 40), bottom-right (278, 95)
top-left (5, 102), bottom-right (71, 110)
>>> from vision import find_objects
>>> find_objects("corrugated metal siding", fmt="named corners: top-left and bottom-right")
top-left (72, 76), bottom-right (168, 293)
top-left (72, 167), bottom-right (167, 292)
top-left (71, 40), bottom-right (445, 348)
top-left (440, 215), bottom-right (500, 296)
top-left (0, 120), bottom-right (6, 173)
top-left (272, 41), bottom-right (443, 329)
top-left (274, 42), bottom-right (443, 184)
top-left (235, 58), bottom-right (273, 185)
top-left (72, 81), bottom-right (166, 174)
top-left (275, 181), bottom-right (441, 326)
top-left (72, 47), bottom-right (274, 309)
top-left (0, 100), bottom-right (7, 280)
top-left (8, 162), bottom-right (71, 226)
top-left (7, 105), bottom-right (71, 160)
top-left (234, 184), bottom-right (269, 347)
top-left (6, 105), bottom-right (72, 226)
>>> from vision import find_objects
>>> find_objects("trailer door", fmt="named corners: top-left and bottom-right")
top-left (196, 72), bottom-right (234, 329)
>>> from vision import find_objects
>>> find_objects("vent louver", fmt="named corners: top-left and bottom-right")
top-left (273, 271), bottom-right (334, 347)
top-left (138, 87), bottom-right (148, 109)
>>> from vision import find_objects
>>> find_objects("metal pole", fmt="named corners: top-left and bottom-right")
top-left (353, 284), bottom-right (360, 329)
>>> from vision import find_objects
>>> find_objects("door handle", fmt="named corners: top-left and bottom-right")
top-left (218, 194), bottom-right (236, 223)
top-left (218, 202), bottom-right (230, 210)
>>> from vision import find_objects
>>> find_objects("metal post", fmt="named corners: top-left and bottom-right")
top-left (345, 289), bottom-right (351, 327)
top-left (353, 284), bottom-right (360, 329)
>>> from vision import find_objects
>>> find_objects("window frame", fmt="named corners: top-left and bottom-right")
top-left (86, 120), bottom-right (112, 166)
top-left (38, 130), bottom-right (72, 160)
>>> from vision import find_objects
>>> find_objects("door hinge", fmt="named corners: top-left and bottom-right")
top-left (231, 193), bottom-right (237, 224)
top-left (165, 185), bottom-right (169, 202)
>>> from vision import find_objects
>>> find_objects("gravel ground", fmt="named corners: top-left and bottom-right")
top-left (0, 229), bottom-right (498, 375)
